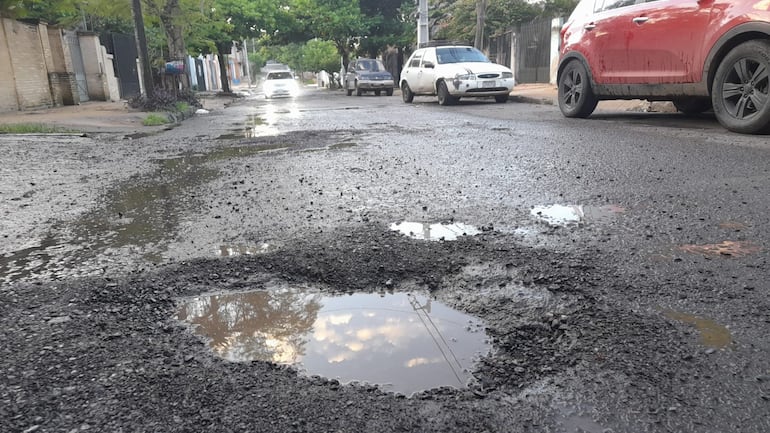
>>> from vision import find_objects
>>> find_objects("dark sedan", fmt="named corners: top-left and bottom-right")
top-left (344, 58), bottom-right (395, 96)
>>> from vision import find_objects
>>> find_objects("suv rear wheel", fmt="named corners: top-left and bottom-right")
top-left (673, 98), bottom-right (712, 115)
top-left (712, 40), bottom-right (770, 134)
top-left (558, 60), bottom-right (598, 118)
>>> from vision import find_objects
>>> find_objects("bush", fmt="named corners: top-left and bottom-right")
top-left (128, 87), bottom-right (202, 112)
top-left (142, 113), bottom-right (169, 126)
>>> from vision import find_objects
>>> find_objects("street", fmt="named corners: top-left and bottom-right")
top-left (1, 86), bottom-right (769, 433)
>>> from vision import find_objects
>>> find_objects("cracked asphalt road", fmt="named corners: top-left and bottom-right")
top-left (1, 87), bottom-right (769, 433)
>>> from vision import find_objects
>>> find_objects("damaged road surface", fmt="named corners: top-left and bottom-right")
top-left (1, 90), bottom-right (769, 433)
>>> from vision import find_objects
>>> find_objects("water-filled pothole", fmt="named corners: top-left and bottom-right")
top-left (678, 241), bottom-right (761, 258)
top-left (530, 204), bottom-right (625, 227)
top-left (216, 243), bottom-right (272, 256)
top-left (176, 289), bottom-right (490, 395)
top-left (390, 222), bottom-right (481, 241)
top-left (664, 310), bottom-right (732, 349)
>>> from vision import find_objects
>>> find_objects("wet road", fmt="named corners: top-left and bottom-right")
top-left (1, 86), bottom-right (769, 433)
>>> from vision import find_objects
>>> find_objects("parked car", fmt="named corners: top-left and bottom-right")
top-left (558, 0), bottom-right (770, 134)
top-left (344, 58), bottom-right (395, 96)
top-left (399, 44), bottom-right (515, 105)
top-left (263, 71), bottom-right (298, 99)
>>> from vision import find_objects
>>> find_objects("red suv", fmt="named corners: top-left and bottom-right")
top-left (557, 0), bottom-right (770, 134)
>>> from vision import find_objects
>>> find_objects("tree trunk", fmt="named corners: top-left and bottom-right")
top-left (216, 44), bottom-right (232, 94)
top-left (160, 0), bottom-right (189, 89)
top-left (474, 0), bottom-right (487, 50)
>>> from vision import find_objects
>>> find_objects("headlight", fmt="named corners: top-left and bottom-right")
top-left (501, 71), bottom-right (513, 79)
top-left (455, 73), bottom-right (476, 81)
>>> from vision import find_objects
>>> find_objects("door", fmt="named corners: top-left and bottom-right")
top-left (592, 0), bottom-right (712, 84)
top-left (416, 48), bottom-right (438, 93)
top-left (65, 31), bottom-right (89, 102)
top-left (402, 50), bottom-right (424, 92)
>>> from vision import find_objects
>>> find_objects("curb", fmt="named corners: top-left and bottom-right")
top-left (509, 95), bottom-right (555, 105)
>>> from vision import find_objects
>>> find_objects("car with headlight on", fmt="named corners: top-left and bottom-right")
top-left (263, 71), bottom-right (298, 99)
top-left (399, 44), bottom-right (515, 105)
top-left (344, 58), bottom-right (395, 96)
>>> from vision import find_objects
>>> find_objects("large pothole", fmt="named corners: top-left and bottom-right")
top-left (176, 285), bottom-right (491, 396)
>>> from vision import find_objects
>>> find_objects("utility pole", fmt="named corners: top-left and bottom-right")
top-left (474, 0), bottom-right (487, 50)
top-left (242, 39), bottom-right (251, 88)
top-left (417, 0), bottom-right (429, 46)
top-left (131, 0), bottom-right (154, 98)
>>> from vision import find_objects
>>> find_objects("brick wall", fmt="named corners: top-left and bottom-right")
top-left (2, 19), bottom-right (53, 109)
top-left (0, 19), bottom-right (19, 111)
top-left (47, 27), bottom-right (77, 106)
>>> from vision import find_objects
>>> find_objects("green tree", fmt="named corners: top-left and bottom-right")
top-left (301, 39), bottom-right (340, 73)
top-left (356, 0), bottom-right (411, 58)
top-left (193, 0), bottom-right (279, 93)
top-left (291, 0), bottom-right (365, 72)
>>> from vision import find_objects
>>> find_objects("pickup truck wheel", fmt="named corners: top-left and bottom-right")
top-left (558, 60), bottom-right (598, 118)
top-left (712, 39), bottom-right (770, 134)
top-left (386, 88), bottom-right (394, 96)
top-left (401, 82), bottom-right (414, 103)
top-left (355, 82), bottom-right (363, 96)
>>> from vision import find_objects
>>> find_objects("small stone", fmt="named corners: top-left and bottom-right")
top-left (48, 316), bottom-right (71, 325)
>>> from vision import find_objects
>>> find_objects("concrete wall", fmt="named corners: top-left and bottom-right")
top-left (78, 33), bottom-right (107, 101)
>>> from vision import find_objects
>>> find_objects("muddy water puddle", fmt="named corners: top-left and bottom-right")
top-left (176, 288), bottom-right (490, 395)
top-left (678, 241), bottom-right (761, 258)
top-left (1, 146), bottom-right (282, 283)
top-left (390, 222), bottom-right (481, 241)
top-left (664, 310), bottom-right (732, 349)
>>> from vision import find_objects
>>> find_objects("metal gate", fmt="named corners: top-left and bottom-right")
top-left (515, 17), bottom-right (551, 84)
top-left (65, 31), bottom-right (89, 102)
top-left (111, 33), bottom-right (141, 99)
top-left (488, 30), bottom-right (513, 69)
top-left (195, 58), bottom-right (206, 91)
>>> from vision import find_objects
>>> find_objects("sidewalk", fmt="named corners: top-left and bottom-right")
top-left (0, 94), bottom-right (233, 134)
top-left (510, 83), bottom-right (667, 112)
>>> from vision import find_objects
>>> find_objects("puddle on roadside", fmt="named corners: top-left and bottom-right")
top-left (678, 241), bottom-right (761, 257)
top-left (664, 310), bottom-right (732, 349)
top-left (217, 243), bottom-right (272, 256)
top-left (530, 204), bottom-right (625, 227)
top-left (124, 131), bottom-right (158, 140)
top-left (219, 115), bottom-right (268, 139)
top-left (176, 289), bottom-right (490, 395)
top-left (1, 145), bottom-right (286, 283)
top-left (718, 221), bottom-right (748, 230)
top-left (390, 222), bottom-right (481, 241)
